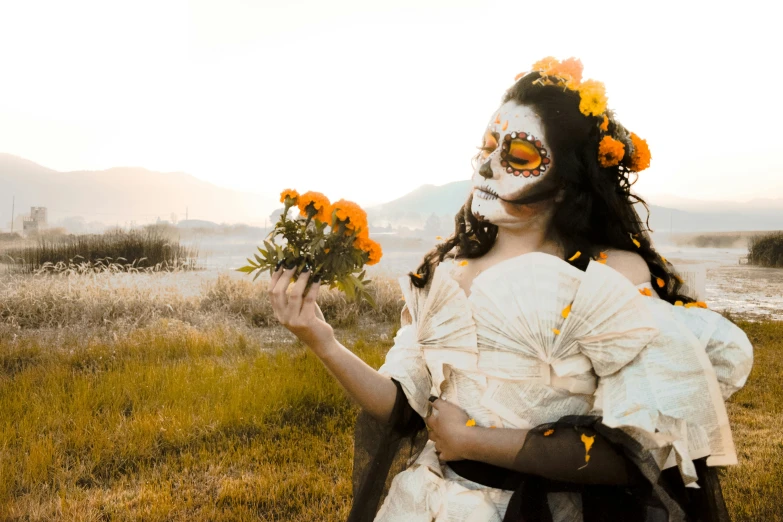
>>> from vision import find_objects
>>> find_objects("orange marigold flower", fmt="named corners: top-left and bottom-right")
top-left (600, 115), bottom-right (609, 132)
top-left (546, 57), bottom-right (583, 88)
top-left (412, 272), bottom-right (423, 279)
top-left (674, 300), bottom-right (684, 306)
top-left (332, 199), bottom-right (369, 235)
top-left (354, 236), bottom-right (382, 265)
top-left (598, 135), bottom-right (625, 168)
top-left (297, 191), bottom-right (331, 222)
top-left (532, 56), bottom-right (557, 72)
top-left (599, 252), bottom-right (608, 259)
top-left (568, 251), bottom-right (581, 261)
top-left (280, 188), bottom-right (299, 204)
top-left (544, 429), bottom-right (555, 436)
top-left (578, 80), bottom-right (608, 117)
top-left (656, 277), bottom-right (665, 288)
top-left (465, 419), bottom-right (476, 427)
top-left (459, 260), bottom-right (468, 266)
top-left (553, 328), bottom-right (561, 335)
top-left (639, 288), bottom-right (652, 296)
top-left (628, 132), bottom-right (652, 172)
top-left (695, 301), bottom-right (708, 308)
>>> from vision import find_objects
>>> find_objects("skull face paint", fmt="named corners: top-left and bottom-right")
top-left (471, 101), bottom-right (556, 225)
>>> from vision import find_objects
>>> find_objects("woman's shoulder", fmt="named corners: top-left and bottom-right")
top-left (601, 247), bottom-right (651, 287)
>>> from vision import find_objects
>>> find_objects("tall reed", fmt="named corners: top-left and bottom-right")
top-left (0, 229), bottom-right (199, 273)
top-left (747, 231), bottom-right (783, 268)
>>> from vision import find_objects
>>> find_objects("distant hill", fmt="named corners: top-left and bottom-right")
top-left (0, 154), bottom-right (277, 229)
top-left (368, 180), bottom-right (783, 234)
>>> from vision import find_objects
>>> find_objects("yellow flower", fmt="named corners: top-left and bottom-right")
top-left (630, 233), bottom-right (641, 248)
top-left (568, 251), bottom-right (581, 261)
top-left (297, 191), bottom-right (331, 222)
top-left (674, 300), bottom-right (684, 306)
top-left (656, 277), bottom-right (665, 288)
top-left (684, 302), bottom-right (697, 308)
top-left (561, 304), bottom-right (571, 319)
top-left (578, 79), bottom-right (608, 117)
top-left (280, 188), bottom-right (299, 204)
top-left (412, 272), bottom-right (423, 279)
top-left (598, 136), bottom-right (625, 168)
top-left (553, 328), bottom-right (561, 335)
top-left (660, 255), bottom-right (668, 264)
top-left (600, 115), bottom-right (609, 132)
top-left (696, 301), bottom-right (708, 308)
top-left (459, 260), bottom-right (469, 266)
top-left (544, 429), bottom-right (555, 437)
top-left (599, 252), bottom-right (608, 259)
top-left (465, 419), bottom-right (476, 427)
top-left (639, 288), bottom-right (652, 296)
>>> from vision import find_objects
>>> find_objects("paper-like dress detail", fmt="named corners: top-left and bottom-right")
top-left (375, 252), bottom-right (752, 519)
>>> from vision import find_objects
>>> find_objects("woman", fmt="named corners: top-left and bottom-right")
top-left (268, 58), bottom-right (752, 521)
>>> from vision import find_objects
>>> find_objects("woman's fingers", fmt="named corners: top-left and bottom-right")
top-left (299, 278), bottom-right (321, 321)
top-left (286, 269), bottom-right (311, 317)
top-left (269, 266), bottom-right (296, 322)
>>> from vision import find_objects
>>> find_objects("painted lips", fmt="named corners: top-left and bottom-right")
top-left (475, 187), bottom-right (500, 200)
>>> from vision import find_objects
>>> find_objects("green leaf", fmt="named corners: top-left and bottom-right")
top-left (236, 265), bottom-right (256, 273)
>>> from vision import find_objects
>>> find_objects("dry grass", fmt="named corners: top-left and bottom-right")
top-left (0, 271), bottom-right (403, 330)
top-left (0, 271), bottom-right (779, 520)
top-left (0, 321), bottom-right (393, 521)
top-left (720, 319), bottom-right (783, 521)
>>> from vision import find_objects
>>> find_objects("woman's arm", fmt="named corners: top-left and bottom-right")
top-left (427, 399), bottom-right (633, 485)
top-left (268, 264), bottom-right (398, 424)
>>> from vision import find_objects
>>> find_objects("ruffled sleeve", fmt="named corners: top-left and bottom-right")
top-left (596, 295), bottom-right (748, 486)
top-left (669, 305), bottom-right (754, 400)
top-left (376, 276), bottom-right (433, 419)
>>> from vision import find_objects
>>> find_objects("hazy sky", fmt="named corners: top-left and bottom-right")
top-left (1, 0), bottom-right (782, 207)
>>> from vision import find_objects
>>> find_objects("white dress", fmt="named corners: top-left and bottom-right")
top-left (374, 253), bottom-right (753, 522)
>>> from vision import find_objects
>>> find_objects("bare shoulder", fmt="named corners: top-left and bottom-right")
top-left (602, 248), bottom-right (651, 286)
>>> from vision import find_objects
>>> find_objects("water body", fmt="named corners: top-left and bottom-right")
top-left (194, 239), bottom-right (783, 322)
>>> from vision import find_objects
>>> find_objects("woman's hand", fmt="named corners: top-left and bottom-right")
top-left (425, 398), bottom-right (473, 462)
top-left (268, 262), bottom-right (334, 351)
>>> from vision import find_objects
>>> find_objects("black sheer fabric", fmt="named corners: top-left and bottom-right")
top-left (348, 379), bottom-right (730, 522)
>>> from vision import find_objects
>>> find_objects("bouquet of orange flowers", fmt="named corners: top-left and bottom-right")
top-left (238, 189), bottom-right (382, 306)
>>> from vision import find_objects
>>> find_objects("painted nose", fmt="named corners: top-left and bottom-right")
top-left (479, 160), bottom-right (493, 180)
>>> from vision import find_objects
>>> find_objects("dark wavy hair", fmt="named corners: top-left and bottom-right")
top-left (409, 71), bottom-right (695, 305)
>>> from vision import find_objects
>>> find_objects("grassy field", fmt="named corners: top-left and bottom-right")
top-left (0, 273), bottom-right (781, 520)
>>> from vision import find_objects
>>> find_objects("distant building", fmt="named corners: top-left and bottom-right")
top-left (23, 206), bottom-right (48, 236)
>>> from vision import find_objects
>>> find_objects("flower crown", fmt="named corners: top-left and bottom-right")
top-left (515, 57), bottom-right (651, 172)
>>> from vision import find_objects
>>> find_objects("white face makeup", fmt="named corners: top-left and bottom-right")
top-left (470, 101), bottom-right (557, 225)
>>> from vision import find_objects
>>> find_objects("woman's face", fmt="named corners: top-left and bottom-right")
top-left (470, 101), bottom-right (559, 225)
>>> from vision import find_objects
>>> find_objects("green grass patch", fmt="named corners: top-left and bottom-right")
top-left (0, 319), bottom-right (780, 520)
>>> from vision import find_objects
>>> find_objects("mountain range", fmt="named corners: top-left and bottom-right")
top-left (2, 153), bottom-right (782, 234)
top-left (367, 180), bottom-right (783, 234)
top-left (0, 154), bottom-right (277, 230)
